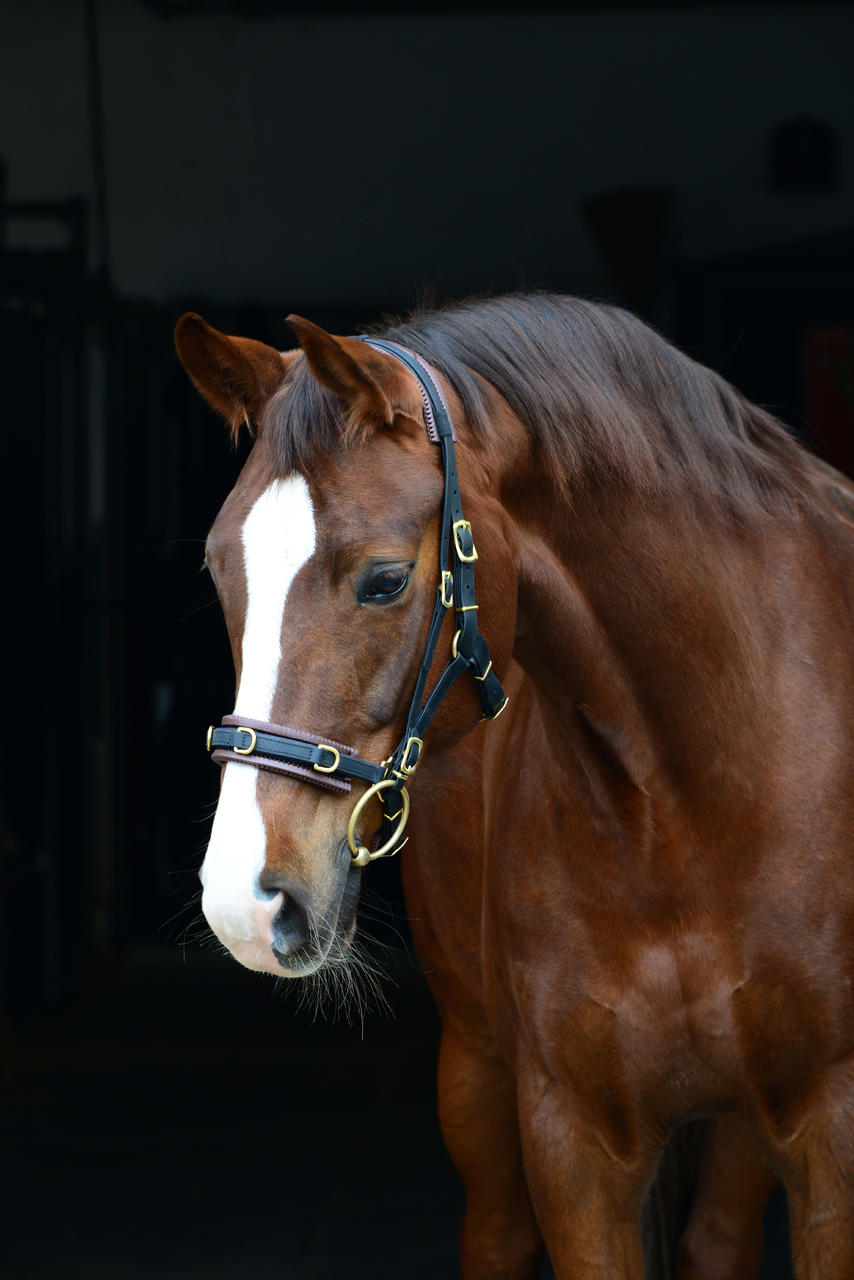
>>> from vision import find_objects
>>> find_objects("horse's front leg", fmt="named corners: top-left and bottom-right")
top-left (675, 1115), bottom-right (776, 1280)
top-left (438, 1026), bottom-right (544, 1280)
top-left (516, 1064), bottom-right (658, 1280)
top-left (769, 1072), bottom-right (854, 1280)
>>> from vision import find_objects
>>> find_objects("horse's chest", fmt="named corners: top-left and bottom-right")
top-left (509, 933), bottom-right (746, 1121)
top-left (608, 939), bottom-right (743, 1095)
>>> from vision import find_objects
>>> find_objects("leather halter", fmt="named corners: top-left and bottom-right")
top-left (207, 339), bottom-right (508, 866)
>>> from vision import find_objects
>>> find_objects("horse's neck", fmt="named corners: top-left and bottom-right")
top-left (509, 486), bottom-right (782, 799)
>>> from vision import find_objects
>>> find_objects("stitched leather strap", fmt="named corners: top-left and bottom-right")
top-left (363, 341), bottom-right (508, 769)
top-left (209, 720), bottom-right (384, 789)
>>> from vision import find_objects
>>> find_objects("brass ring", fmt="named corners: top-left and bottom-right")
top-left (347, 780), bottom-right (410, 867)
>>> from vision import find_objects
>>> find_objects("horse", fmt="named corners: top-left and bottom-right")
top-left (175, 293), bottom-right (854, 1279)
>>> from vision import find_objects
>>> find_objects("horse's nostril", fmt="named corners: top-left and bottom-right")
top-left (271, 892), bottom-right (312, 959)
top-left (256, 870), bottom-right (314, 961)
top-left (254, 883), bottom-right (281, 904)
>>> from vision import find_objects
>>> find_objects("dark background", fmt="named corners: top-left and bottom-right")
top-left (1, 2), bottom-right (853, 1276)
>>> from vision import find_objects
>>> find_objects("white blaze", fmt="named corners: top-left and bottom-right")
top-left (201, 476), bottom-right (317, 971)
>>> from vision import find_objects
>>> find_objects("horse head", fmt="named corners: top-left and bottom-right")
top-left (175, 312), bottom-right (516, 979)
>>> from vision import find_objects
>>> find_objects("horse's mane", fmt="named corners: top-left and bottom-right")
top-left (267, 292), bottom-right (812, 513)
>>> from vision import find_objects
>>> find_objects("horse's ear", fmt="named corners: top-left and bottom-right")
top-left (286, 315), bottom-right (422, 435)
top-left (174, 312), bottom-right (297, 441)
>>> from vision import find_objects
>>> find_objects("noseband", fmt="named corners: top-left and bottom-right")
top-left (206, 339), bottom-right (508, 867)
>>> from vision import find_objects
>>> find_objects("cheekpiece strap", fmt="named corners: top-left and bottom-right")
top-left (360, 338), bottom-right (509, 745)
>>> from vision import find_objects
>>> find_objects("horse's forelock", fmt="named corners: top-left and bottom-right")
top-left (263, 352), bottom-right (400, 477)
top-left (262, 356), bottom-right (348, 475)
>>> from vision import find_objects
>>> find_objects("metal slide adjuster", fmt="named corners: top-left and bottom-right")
top-left (313, 744), bottom-right (341, 774)
top-left (233, 727), bottom-right (257, 755)
top-left (440, 570), bottom-right (454, 608)
top-left (347, 780), bottom-right (411, 867)
top-left (478, 701), bottom-right (509, 724)
top-left (399, 736), bottom-right (423, 776)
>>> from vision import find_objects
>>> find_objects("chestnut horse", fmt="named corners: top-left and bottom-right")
top-left (175, 294), bottom-right (854, 1279)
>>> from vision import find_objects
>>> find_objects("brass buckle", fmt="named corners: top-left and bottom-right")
top-left (206, 725), bottom-right (214, 752)
top-left (440, 570), bottom-right (454, 609)
top-left (313, 744), bottom-right (341, 774)
top-left (348, 780), bottom-right (411, 867)
top-left (233, 726), bottom-right (257, 755)
top-left (452, 520), bottom-right (478, 563)
top-left (400, 736), bottom-right (423, 776)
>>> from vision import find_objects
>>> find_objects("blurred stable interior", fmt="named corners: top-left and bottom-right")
top-left (1, 2), bottom-right (853, 1277)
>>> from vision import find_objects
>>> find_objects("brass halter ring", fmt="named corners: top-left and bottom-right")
top-left (347, 780), bottom-right (411, 867)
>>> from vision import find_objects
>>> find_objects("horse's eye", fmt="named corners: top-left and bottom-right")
top-left (358, 564), bottom-right (412, 604)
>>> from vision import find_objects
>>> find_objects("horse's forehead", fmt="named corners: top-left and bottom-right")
top-left (208, 447), bottom-right (275, 546)
top-left (308, 437), bottom-right (444, 529)
top-left (211, 464), bottom-right (324, 554)
top-left (211, 433), bottom-right (441, 559)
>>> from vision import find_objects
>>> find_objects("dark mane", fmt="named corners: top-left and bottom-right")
top-left (267, 293), bottom-right (811, 512)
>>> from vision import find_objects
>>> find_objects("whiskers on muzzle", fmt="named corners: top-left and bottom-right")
top-left (281, 908), bottom-right (395, 1027)
top-left (201, 859), bottom-right (395, 1024)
